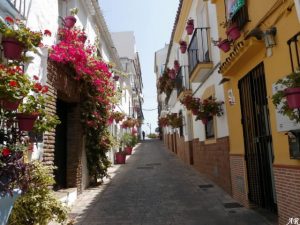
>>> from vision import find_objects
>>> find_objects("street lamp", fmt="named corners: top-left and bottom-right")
top-left (146, 123), bottom-right (151, 134)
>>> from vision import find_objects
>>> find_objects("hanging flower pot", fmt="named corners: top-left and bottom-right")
top-left (115, 152), bottom-right (126, 164)
top-left (16, 113), bottom-right (38, 131)
top-left (0, 98), bottom-right (22, 111)
top-left (226, 24), bottom-right (241, 41)
top-left (1, 38), bottom-right (24, 60)
top-left (125, 146), bottom-right (133, 155)
top-left (179, 40), bottom-right (187, 54)
top-left (186, 19), bottom-right (194, 35)
top-left (168, 69), bottom-right (176, 79)
top-left (284, 87), bottom-right (300, 109)
top-left (113, 75), bottom-right (120, 81)
top-left (174, 60), bottom-right (180, 72)
top-left (217, 39), bottom-right (231, 53)
top-left (201, 118), bottom-right (209, 125)
top-left (64, 16), bottom-right (77, 28)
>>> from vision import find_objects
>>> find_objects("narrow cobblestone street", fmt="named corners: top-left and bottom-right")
top-left (70, 140), bottom-right (273, 225)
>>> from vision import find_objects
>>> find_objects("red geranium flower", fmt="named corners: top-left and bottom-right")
top-left (9, 80), bottom-right (17, 87)
top-left (5, 16), bottom-right (14, 24)
top-left (2, 148), bottom-right (11, 157)
top-left (41, 85), bottom-right (48, 94)
top-left (44, 29), bottom-right (52, 36)
top-left (33, 83), bottom-right (43, 92)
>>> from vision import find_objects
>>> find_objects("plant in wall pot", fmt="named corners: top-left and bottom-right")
top-left (272, 71), bottom-right (300, 123)
top-left (221, 20), bottom-right (241, 41)
top-left (179, 40), bottom-right (187, 54)
top-left (213, 38), bottom-right (231, 53)
top-left (174, 60), bottom-right (180, 72)
top-left (64, 7), bottom-right (78, 29)
top-left (195, 98), bottom-right (224, 124)
top-left (0, 64), bottom-right (32, 111)
top-left (121, 133), bottom-right (137, 155)
top-left (186, 18), bottom-right (194, 35)
top-left (0, 17), bottom-right (45, 60)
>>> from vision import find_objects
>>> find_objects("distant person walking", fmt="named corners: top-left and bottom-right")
top-left (142, 131), bottom-right (145, 140)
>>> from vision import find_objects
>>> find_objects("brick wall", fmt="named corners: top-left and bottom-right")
top-left (193, 137), bottom-right (232, 195)
top-left (45, 60), bottom-right (84, 194)
top-left (230, 155), bottom-right (250, 207)
top-left (274, 165), bottom-right (300, 225)
top-left (174, 133), bottom-right (193, 165)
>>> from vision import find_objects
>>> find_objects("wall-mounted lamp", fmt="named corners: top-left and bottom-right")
top-left (264, 27), bottom-right (277, 48)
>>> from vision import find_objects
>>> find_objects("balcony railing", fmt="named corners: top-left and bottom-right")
top-left (287, 32), bottom-right (300, 72)
top-left (7, 0), bottom-right (27, 18)
top-left (188, 27), bottom-right (211, 76)
top-left (175, 66), bottom-right (190, 97)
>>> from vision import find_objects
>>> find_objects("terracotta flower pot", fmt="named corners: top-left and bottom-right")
top-left (217, 39), bottom-right (231, 53)
top-left (16, 113), bottom-right (38, 131)
top-left (2, 38), bottom-right (24, 60)
top-left (115, 152), bottom-right (126, 164)
top-left (125, 146), bottom-right (133, 155)
top-left (285, 87), bottom-right (300, 109)
top-left (0, 98), bottom-right (22, 111)
top-left (174, 60), bottom-right (180, 72)
top-left (64, 16), bottom-right (77, 28)
top-left (186, 24), bottom-right (194, 35)
top-left (226, 25), bottom-right (241, 41)
top-left (180, 45), bottom-right (187, 54)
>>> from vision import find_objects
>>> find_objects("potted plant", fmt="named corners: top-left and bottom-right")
top-left (115, 147), bottom-right (127, 164)
top-left (0, 17), bottom-right (45, 60)
top-left (113, 75), bottom-right (120, 81)
top-left (64, 8), bottom-right (78, 29)
top-left (8, 161), bottom-right (68, 225)
top-left (179, 40), bottom-right (187, 54)
top-left (272, 71), bottom-right (300, 123)
top-left (158, 117), bottom-right (169, 127)
top-left (168, 68), bottom-right (176, 79)
top-left (186, 18), bottom-right (194, 35)
top-left (167, 113), bottom-right (183, 128)
top-left (111, 111), bottom-right (125, 123)
top-left (195, 98), bottom-right (224, 124)
top-left (0, 64), bottom-right (32, 111)
top-left (221, 20), bottom-right (241, 41)
top-left (17, 82), bottom-right (48, 132)
top-left (180, 94), bottom-right (200, 115)
top-left (213, 38), bottom-right (231, 53)
top-left (174, 60), bottom-right (180, 72)
top-left (121, 133), bottom-right (137, 155)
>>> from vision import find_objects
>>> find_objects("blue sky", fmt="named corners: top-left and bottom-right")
top-left (99, 0), bottom-right (179, 134)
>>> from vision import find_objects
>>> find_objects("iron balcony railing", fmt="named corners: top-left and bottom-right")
top-left (175, 66), bottom-right (190, 97)
top-left (287, 32), bottom-right (300, 72)
top-left (188, 27), bottom-right (211, 77)
top-left (7, 0), bottom-right (27, 18)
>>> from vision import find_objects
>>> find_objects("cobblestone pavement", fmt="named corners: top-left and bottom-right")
top-left (70, 140), bottom-right (274, 225)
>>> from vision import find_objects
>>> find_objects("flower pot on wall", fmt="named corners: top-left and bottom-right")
top-left (115, 152), bottom-right (126, 164)
top-left (217, 39), bottom-right (231, 53)
top-left (0, 189), bottom-right (21, 225)
top-left (2, 38), bottom-right (24, 60)
top-left (64, 16), bottom-right (77, 28)
top-left (226, 24), bottom-right (241, 41)
top-left (186, 19), bottom-right (194, 35)
top-left (168, 69), bottom-right (176, 79)
top-left (180, 45), bottom-right (187, 54)
top-left (16, 113), bottom-right (38, 131)
top-left (174, 60), bottom-right (180, 72)
top-left (0, 98), bottom-right (22, 111)
top-left (285, 87), bottom-right (300, 109)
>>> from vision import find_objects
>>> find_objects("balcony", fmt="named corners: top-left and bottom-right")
top-left (2, 0), bottom-right (28, 18)
top-left (188, 27), bottom-right (213, 83)
top-left (175, 66), bottom-right (190, 98)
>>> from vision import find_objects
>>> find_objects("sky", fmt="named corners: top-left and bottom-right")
top-left (99, 0), bottom-right (179, 135)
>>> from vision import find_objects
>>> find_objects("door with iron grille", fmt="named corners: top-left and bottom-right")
top-left (238, 63), bottom-right (277, 212)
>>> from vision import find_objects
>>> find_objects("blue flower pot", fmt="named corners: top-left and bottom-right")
top-left (0, 189), bottom-right (21, 225)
